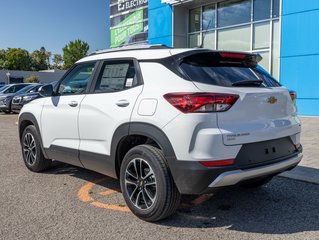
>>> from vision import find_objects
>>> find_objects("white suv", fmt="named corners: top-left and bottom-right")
top-left (18, 45), bottom-right (303, 222)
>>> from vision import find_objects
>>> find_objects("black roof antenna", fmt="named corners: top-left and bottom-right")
top-left (199, 20), bottom-right (212, 48)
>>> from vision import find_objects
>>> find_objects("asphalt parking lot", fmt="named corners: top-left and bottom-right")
top-left (0, 113), bottom-right (318, 240)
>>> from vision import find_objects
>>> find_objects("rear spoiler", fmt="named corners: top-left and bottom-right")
top-left (172, 50), bottom-right (262, 67)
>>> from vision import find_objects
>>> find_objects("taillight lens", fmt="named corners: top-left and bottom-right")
top-left (199, 159), bottom-right (235, 167)
top-left (163, 93), bottom-right (239, 113)
top-left (289, 91), bottom-right (297, 104)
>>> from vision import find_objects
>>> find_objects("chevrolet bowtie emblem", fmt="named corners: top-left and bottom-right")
top-left (267, 96), bottom-right (278, 104)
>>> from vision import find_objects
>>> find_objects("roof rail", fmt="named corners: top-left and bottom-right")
top-left (89, 44), bottom-right (171, 56)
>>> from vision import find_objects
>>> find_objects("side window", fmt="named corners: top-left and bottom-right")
top-left (5, 85), bottom-right (26, 93)
top-left (58, 63), bottom-right (95, 95)
top-left (94, 61), bottom-right (137, 93)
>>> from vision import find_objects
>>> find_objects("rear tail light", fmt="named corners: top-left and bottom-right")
top-left (199, 159), bottom-right (234, 167)
top-left (294, 143), bottom-right (300, 151)
top-left (164, 93), bottom-right (239, 113)
top-left (289, 91), bottom-right (297, 104)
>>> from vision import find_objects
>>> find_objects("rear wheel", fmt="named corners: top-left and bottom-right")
top-left (21, 125), bottom-right (52, 172)
top-left (120, 145), bottom-right (180, 222)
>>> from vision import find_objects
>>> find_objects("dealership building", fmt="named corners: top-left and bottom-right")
top-left (110, 0), bottom-right (319, 115)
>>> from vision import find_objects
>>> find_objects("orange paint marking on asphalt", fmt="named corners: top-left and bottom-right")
top-left (77, 177), bottom-right (108, 203)
top-left (77, 177), bottom-right (130, 212)
top-left (99, 189), bottom-right (118, 196)
top-left (91, 201), bottom-right (130, 212)
top-left (191, 194), bottom-right (214, 206)
top-left (78, 177), bottom-right (212, 213)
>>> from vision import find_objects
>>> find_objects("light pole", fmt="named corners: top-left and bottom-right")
top-left (6, 72), bottom-right (10, 84)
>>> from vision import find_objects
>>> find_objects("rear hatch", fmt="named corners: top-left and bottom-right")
top-left (178, 51), bottom-right (301, 146)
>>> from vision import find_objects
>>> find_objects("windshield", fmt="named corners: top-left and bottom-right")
top-left (0, 85), bottom-right (10, 93)
top-left (180, 52), bottom-right (281, 87)
top-left (15, 85), bottom-right (38, 94)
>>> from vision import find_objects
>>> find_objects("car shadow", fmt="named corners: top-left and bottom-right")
top-left (44, 161), bottom-right (319, 235)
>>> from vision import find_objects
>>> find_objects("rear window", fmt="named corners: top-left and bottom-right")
top-left (180, 52), bottom-right (280, 87)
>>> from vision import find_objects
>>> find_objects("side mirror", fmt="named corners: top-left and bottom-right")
top-left (39, 84), bottom-right (54, 97)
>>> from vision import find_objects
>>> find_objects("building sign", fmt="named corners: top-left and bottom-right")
top-left (111, 0), bottom-right (148, 15)
top-left (161, 0), bottom-right (193, 5)
top-left (110, 0), bottom-right (148, 48)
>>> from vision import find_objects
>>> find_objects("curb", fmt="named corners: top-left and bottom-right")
top-left (279, 166), bottom-right (319, 185)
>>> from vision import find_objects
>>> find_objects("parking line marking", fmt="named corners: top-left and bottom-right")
top-left (78, 178), bottom-right (213, 213)
top-left (78, 177), bottom-right (130, 212)
top-left (99, 189), bottom-right (118, 196)
top-left (90, 201), bottom-right (129, 212)
top-left (78, 177), bottom-right (108, 203)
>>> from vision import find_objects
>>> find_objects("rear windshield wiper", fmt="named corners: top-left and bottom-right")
top-left (232, 80), bottom-right (263, 86)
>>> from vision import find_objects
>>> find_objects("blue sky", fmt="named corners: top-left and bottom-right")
top-left (0, 0), bottom-right (110, 55)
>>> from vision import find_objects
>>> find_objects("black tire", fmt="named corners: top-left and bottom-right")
top-left (241, 176), bottom-right (273, 188)
top-left (4, 110), bottom-right (11, 114)
top-left (21, 125), bottom-right (52, 172)
top-left (120, 145), bottom-right (181, 222)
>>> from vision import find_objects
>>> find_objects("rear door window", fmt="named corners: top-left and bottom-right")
top-left (94, 60), bottom-right (138, 93)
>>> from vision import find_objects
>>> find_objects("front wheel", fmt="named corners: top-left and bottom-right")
top-left (120, 145), bottom-right (181, 222)
top-left (21, 125), bottom-right (52, 172)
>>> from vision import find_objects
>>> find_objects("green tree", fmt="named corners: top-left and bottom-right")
top-left (0, 49), bottom-right (8, 69)
top-left (52, 54), bottom-right (64, 69)
top-left (31, 48), bottom-right (49, 71)
top-left (6, 48), bottom-right (31, 71)
top-left (25, 75), bottom-right (39, 83)
top-left (63, 39), bottom-right (89, 69)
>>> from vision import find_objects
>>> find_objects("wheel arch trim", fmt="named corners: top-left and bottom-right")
top-left (19, 112), bottom-right (49, 159)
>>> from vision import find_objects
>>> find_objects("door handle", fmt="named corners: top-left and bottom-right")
top-left (68, 101), bottom-right (78, 107)
top-left (116, 100), bottom-right (130, 107)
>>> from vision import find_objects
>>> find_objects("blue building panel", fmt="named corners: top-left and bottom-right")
top-left (281, 9), bottom-right (319, 57)
top-left (282, 0), bottom-right (319, 15)
top-left (281, 55), bottom-right (319, 99)
top-left (148, 1), bottom-right (173, 47)
top-left (281, 0), bottom-right (319, 115)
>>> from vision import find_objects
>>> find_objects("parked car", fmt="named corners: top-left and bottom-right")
top-left (0, 85), bottom-right (7, 92)
top-left (0, 83), bottom-right (31, 113)
top-left (12, 81), bottom-right (58, 113)
top-left (18, 45), bottom-right (303, 222)
top-left (11, 84), bottom-right (43, 113)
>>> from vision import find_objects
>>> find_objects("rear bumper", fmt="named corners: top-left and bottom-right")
top-left (208, 153), bottom-right (302, 188)
top-left (169, 151), bottom-right (302, 195)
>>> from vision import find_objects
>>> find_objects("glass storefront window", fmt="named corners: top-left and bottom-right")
top-left (189, 33), bottom-right (201, 48)
top-left (187, 0), bottom-right (281, 78)
top-left (272, 20), bottom-right (280, 79)
top-left (272, 0), bottom-right (280, 18)
top-left (254, 0), bottom-right (271, 21)
top-left (218, 0), bottom-right (251, 28)
top-left (189, 8), bottom-right (201, 32)
top-left (253, 22), bottom-right (270, 49)
top-left (203, 31), bottom-right (215, 49)
top-left (202, 5), bottom-right (215, 31)
top-left (258, 52), bottom-right (270, 72)
top-left (218, 25), bottom-right (251, 51)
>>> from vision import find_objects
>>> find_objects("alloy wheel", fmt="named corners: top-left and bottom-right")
top-left (124, 158), bottom-right (157, 210)
top-left (23, 133), bottom-right (37, 166)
